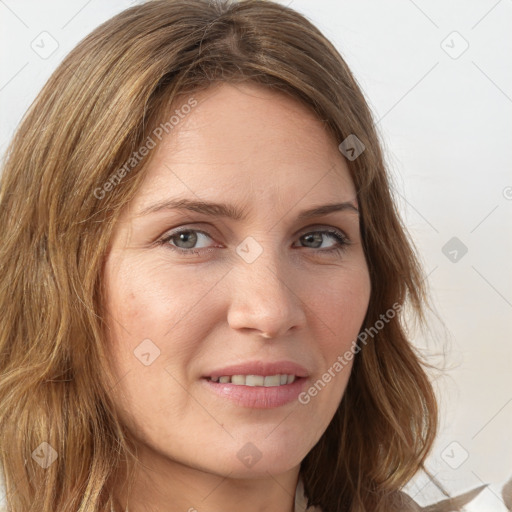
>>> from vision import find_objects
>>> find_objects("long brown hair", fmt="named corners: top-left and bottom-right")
top-left (0, 1), bottom-right (438, 510)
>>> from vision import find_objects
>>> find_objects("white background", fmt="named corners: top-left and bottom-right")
top-left (1, 1), bottom-right (511, 510)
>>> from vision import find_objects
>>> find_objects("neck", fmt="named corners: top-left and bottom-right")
top-left (112, 445), bottom-right (301, 512)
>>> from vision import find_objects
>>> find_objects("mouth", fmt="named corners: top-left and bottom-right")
top-left (201, 360), bottom-right (309, 408)
top-left (202, 373), bottom-right (307, 409)
top-left (205, 374), bottom-right (298, 387)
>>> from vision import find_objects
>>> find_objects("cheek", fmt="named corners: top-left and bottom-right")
top-left (102, 253), bottom-right (226, 383)
top-left (294, 266), bottom-right (369, 427)
top-left (105, 253), bottom-right (208, 334)
top-left (303, 267), bottom-right (370, 411)
top-left (308, 263), bottom-right (371, 343)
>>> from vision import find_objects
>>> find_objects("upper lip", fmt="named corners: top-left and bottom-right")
top-left (204, 360), bottom-right (309, 379)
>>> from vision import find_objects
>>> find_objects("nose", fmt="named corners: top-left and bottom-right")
top-left (226, 245), bottom-right (307, 339)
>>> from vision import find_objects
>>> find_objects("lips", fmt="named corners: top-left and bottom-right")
top-left (204, 360), bottom-right (309, 381)
top-left (208, 374), bottom-right (296, 386)
top-left (201, 361), bottom-right (309, 408)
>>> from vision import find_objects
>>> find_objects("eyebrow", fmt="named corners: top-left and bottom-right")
top-left (137, 198), bottom-right (359, 220)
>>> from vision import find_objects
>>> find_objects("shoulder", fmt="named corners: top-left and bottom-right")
top-left (387, 490), bottom-right (422, 511)
top-left (296, 486), bottom-right (430, 511)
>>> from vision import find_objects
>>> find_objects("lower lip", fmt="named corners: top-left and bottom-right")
top-left (201, 377), bottom-right (307, 409)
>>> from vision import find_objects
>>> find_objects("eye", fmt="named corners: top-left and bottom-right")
top-left (159, 229), bottom-right (216, 256)
top-left (294, 229), bottom-right (350, 254)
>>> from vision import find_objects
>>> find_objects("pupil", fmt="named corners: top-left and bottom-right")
top-left (304, 233), bottom-right (321, 248)
top-left (179, 231), bottom-right (197, 248)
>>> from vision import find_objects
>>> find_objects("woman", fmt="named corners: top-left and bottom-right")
top-left (0, 1), bottom-right (441, 510)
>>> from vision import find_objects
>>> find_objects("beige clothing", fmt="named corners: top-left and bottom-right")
top-left (0, 482), bottom-right (316, 512)
top-left (294, 477), bottom-right (322, 512)
top-left (1, 476), bottom-right (490, 511)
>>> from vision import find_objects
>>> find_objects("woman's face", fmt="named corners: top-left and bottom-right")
top-left (103, 82), bottom-right (371, 479)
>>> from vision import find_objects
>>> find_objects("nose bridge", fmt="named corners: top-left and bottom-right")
top-left (227, 235), bottom-right (305, 337)
top-left (237, 238), bottom-right (290, 304)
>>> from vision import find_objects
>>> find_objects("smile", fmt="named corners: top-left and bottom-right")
top-left (207, 374), bottom-right (296, 386)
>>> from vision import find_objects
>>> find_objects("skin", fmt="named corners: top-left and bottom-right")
top-left (103, 82), bottom-right (371, 512)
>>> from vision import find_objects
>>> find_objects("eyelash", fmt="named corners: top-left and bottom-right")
top-left (157, 227), bottom-right (351, 257)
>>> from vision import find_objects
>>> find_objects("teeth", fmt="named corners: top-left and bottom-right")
top-left (263, 375), bottom-right (281, 387)
top-left (231, 375), bottom-right (246, 385)
top-left (246, 375), bottom-right (264, 386)
top-left (209, 374), bottom-right (297, 387)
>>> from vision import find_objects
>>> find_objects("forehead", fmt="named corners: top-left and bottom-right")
top-left (134, 82), bottom-right (356, 210)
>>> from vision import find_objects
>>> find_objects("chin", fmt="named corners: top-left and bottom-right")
top-left (220, 435), bottom-right (309, 477)
top-left (214, 456), bottom-right (302, 479)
